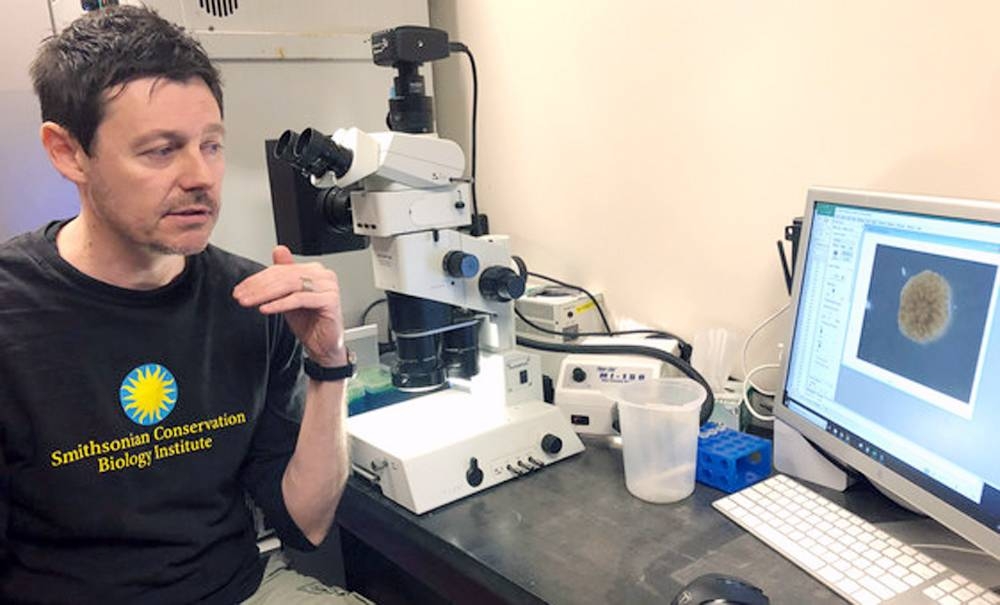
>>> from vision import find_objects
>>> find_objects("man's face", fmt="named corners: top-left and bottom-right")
top-left (81, 76), bottom-right (225, 256)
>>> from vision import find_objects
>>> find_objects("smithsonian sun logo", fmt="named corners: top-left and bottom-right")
top-left (119, 363), bottom-right (178, 426)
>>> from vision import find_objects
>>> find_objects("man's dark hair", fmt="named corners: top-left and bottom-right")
top-left (30, 5), bottom-right (223, 155)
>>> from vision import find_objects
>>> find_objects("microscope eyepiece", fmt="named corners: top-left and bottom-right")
top-left (273, 129), bottom-right (300, 162)
top-left (294, 128), bottom-right (355, 179)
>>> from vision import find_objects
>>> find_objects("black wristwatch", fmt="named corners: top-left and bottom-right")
top-left (302, 349), bottom-right (356, 382)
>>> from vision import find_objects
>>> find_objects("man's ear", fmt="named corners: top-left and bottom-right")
top-left (39, 122), bottom-right (90, 185)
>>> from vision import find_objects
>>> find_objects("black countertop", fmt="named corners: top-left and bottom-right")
top-left (335, 434), bottom-right (973, 604)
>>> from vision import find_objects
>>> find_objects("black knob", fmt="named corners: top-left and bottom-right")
top-left (466, 457), bottom-right (484, 487)
top-left (443, 251), bottom-right (479, 279)
top-left (478, 266), bottom-right (526, 302)
top-left (540, 434), bottom-right (563, 455)
top-left (571, 367), bottom-right (587, 383)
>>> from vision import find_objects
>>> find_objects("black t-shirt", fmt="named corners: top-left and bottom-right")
top-left (0, 221), bottom-right (312, 604)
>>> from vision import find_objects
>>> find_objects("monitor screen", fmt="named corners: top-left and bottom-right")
top-left (777, 187), bottom-right (1000, 560)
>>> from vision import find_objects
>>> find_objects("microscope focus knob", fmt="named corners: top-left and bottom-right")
top-left (540, 434), bottom-right (563, 455)
top-left (478, 266), bottom-right (526, 302)
top-left (466, 457), bottom-right (484, 487)
top-left (444, 251), bottom-right (480, 278)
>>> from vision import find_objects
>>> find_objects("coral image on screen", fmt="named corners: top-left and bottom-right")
top-left (898, 270), bottom-right (952, 343)
top-left (856, 245), bottom-right (996, 405)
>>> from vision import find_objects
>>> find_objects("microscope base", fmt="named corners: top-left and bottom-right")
top-left (347, 388), bottom-right (585, 514)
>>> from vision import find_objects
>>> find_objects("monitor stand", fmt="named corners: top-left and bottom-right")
top-left (773, 419), bottom-right (933, 515)
top-left (773, 418), bottom-right (856, 491)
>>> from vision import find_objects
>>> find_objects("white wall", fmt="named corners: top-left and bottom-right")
top-left (429, 0), bottom-right (1000, 380)
top-left (0, 1), bottom-right (79, 238)
top-left (207, 0), bottom-right (430, 328)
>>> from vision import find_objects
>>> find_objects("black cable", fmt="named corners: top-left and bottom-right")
top-left (448, 42), bottom-right (482, 235)
top-left (524, 270), bottom-right (693, 357)
top-left (360, 298), bottom-right (386, 326)
top-left (359, 298), bottom-right (396, 354)
top-left (515, 307), bottom-right (692, 360)
top-left (516, 308), bottom-right (654, 341)
top-left (517, 335), bottom-right (715, 426)
top-left (526, 271), bottom-right (612, 333)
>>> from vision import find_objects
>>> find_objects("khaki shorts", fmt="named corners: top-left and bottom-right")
top-left (241, 554), bottom-right (374, 605)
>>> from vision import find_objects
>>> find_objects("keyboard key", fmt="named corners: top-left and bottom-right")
top-left (924, 585), bottom-right (945, 599)
top-left (819, 566), bottom-right (844, 583)
top-left (938, 578), bottom-right (959, 592)
top-left (903, 574), bottom-right (923, 587)
top-left (955, 588), bottom-right (976, 601)
top-left (888, 565), bottom-right (908, 579)
top-left (880, 574), bottom-right (908, 594)
top-left (912, 563), bottom-right (937, 579)
top-left (939, 596), bottom-right (960, 605)
top-left (731, 493), bottom-right (752, 507)
top-left (852, 588), bottom-right (880, 605)
top-left (860, 577), bottom-right (895, 600)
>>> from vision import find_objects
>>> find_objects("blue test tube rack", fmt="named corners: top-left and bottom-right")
top-left (696, 422), bottom-right (772, 493)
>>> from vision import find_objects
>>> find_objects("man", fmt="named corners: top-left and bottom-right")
top-left (0, 6), bottom-right (367, 603)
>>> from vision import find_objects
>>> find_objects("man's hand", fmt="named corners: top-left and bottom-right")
top-left (233, 245), bottom-right (349, 545)
top-left (232, 245), bottom-right (346, 365)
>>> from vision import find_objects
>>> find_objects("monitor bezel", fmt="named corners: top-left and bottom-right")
top-left (775, 186), bottom-right (1000, 561)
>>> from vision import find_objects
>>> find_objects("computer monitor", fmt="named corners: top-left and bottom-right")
top-left (776, 186), bottom-right (1000, 561)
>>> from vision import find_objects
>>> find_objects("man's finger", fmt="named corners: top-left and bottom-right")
top-left (257, 291), bottom-right (336, 316)
top-left (235, 275), bottom-right (335, 308)
top-left (273, 245), bottom-right (294, 266)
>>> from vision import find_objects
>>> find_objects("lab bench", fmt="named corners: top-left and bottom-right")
top-left (330, 435), bottom-right (989, 604)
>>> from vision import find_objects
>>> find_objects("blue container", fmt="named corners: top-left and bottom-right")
top-left (346, 378), bottom-right (368, 417)
top-left (696, 422), bottom-right (772, 493)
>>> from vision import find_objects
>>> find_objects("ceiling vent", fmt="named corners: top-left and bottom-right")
top-left (198, 0), bottom-right (238, 18)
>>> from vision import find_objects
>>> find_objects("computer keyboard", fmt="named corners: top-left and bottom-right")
top-left (713, 474), bottom-right (1000, 605)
